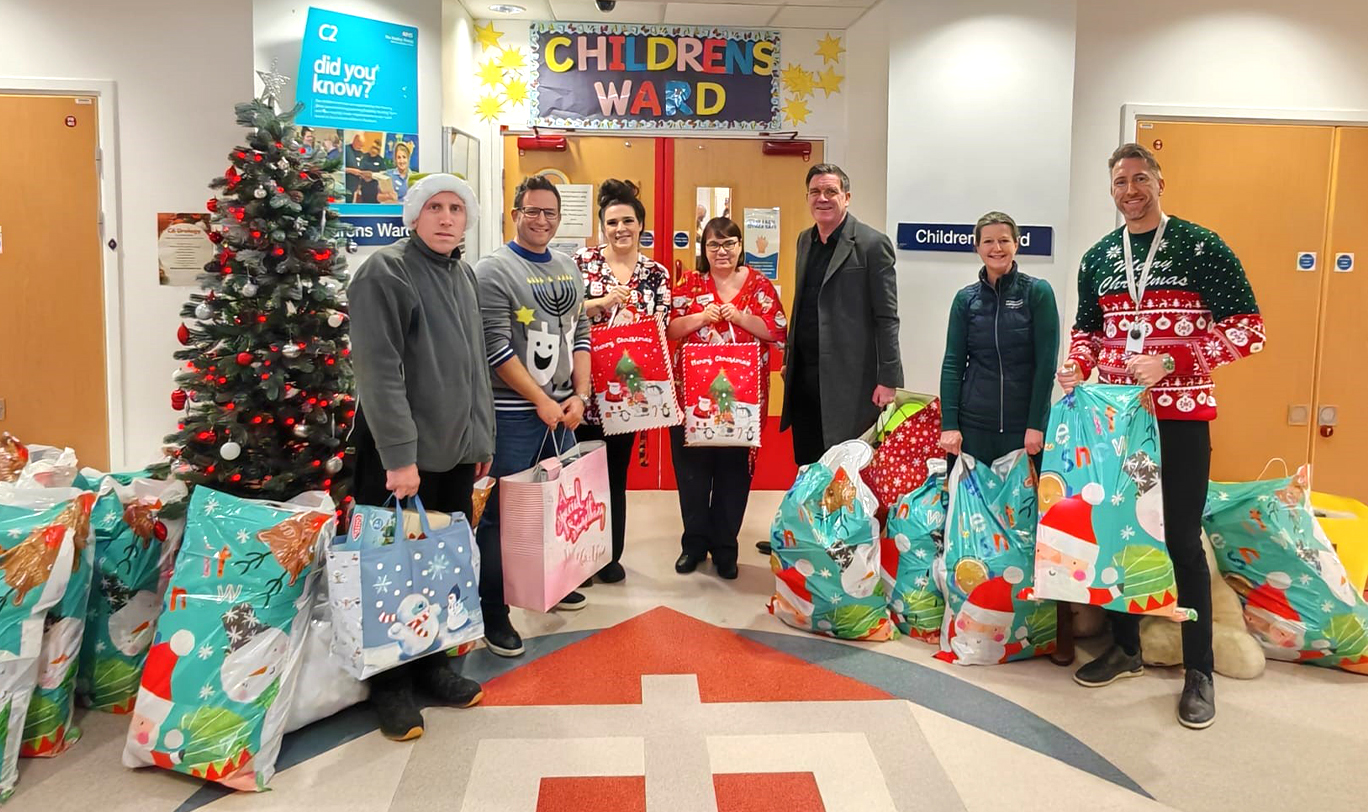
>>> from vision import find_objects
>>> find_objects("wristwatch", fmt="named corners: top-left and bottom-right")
top-left (1161, 354), bottom-right (1176, 374)
top-left (575, 393), bottom-right (591, 406)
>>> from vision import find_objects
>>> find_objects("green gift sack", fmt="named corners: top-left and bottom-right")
top-left (881, 470), bottom-right (947, 642)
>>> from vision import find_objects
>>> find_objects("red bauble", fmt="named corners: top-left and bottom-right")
top-left (208, 230), bottom-right (223, 244)
top-left (251, 230), bottom-right (262, 239)
top-left (177, 323), bottom-right (190, 345)
top-left (272, 246), bottom-right (286, 257)
top-left (207, 198), bottom-right (219, 212)
top-left (171, 389), bottom-right (187, 410)
top-left (312, 248), bottom-right (333, 262)
top-left (253, 154), bottom-right (263, 163)
top-left (153, 521), bottom-right (168, 541)
top-left (233, 208), bottom-right (246, 222)
top-left (236, 351), bottom-right (253, 366)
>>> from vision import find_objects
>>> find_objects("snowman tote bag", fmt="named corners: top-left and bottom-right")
top-left (1019, 385), bottom-right (1194, 622)
top-left (121, 487), bottom-right (334, 792)
top-left (500, 437), bottom-right (611, 612)
top-left (590, 319), bottom-right (681, 436)
top-left (326, 497), bottom-right (484, 680)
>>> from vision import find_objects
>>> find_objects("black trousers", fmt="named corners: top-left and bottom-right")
top-left (669, 425), bottom-right (752, 568)
top-left (788, 362), bottom-right (826, 466)
top-left (351, 407), bottom-right (473, 691)
top-left (574, 424), bottom-right (634, 566)
top-left (1109, 419), bottom-right (1214, 676)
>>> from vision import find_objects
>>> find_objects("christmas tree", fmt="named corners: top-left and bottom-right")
top-left (709, 370), bottom-right (735, 418)
top-left (154, 73), bottom-right (354, 507)
top-left (614, 351), bottom-right (644, 397)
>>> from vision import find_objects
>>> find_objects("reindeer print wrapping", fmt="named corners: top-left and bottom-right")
top-left (122, 487), bottom-right (334, 791)
top-left (77, 474), bottom-right (188, 715)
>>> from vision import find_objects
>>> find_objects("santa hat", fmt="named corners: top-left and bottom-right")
top-left (1246, 572), bottom-right (1301, 624)
top-left (960, 571), bottom-right (1023, 629)
top-left (1038, 484), bottom-right (1104, 564)
top-left (138, 629), bottom-right (195, 724)
top-left (774, 561), bottom-right (815, 616)
top-left (401, 173), bottom-right (480, 242)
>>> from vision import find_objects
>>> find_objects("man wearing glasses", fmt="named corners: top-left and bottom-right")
top-left (776, 164), bottom-right (903, 517)
top-left (474, 174), bottom-right (593, 657)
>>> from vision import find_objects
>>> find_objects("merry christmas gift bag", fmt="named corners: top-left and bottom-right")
top-left (590, 319), bottom-right (681, 436)
top-left (76, 473), bottom-right (188, 714)
top-left (936, 451), bottom-right (1056, 665)
top-left (0, 487), bottom-right (86, 801)
top-left (121, 487), bottom-right (334, 791)
top-left (1020, 385), bottom-right (1194, 622)
top-left (858, 393), bottom-right (942, 516)
top-left (881, 463), bottom-right (948, 642)
top-left (681, 340), bottom-right (763, 449)
top-left (327, 498), bottom-right (484, 680)
top-left (767, 441), bottom-right (898, 641)
top-left (1205, 466), bottom-right (1368, 674)
top-left (500, 440), bottom-right (611, 612)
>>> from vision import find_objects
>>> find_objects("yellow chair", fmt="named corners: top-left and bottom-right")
top-left (1311, 491), bottom-right (1368, 597)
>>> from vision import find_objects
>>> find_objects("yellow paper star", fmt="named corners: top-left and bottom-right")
top-left (503, 76), bottom-right (529, 105)
top-left (475, 94), bottom-right (506, 122)
top-left (477, 60), bottom-right (506, 88)
top-left (783, 96), bottom-right (811, 125)
top-left (515, 306), bottom-right (536, 325)
top-left (814, 66), bottom-right (845, 98)
top-left (499, 47), bottom-right (527, 71)
top-left (475, 21), bottom-right (503, 51)
top-left (815, 33), bottom-right (845, 65)
top-left (780, 64), bottom-right (815, 99)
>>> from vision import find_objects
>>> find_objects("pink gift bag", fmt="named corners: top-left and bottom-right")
top-left (499, 440), bottom-right (612, 612)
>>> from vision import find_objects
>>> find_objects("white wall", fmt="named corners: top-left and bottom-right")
top-left (843, 1), bottom-right (890, 227)
top-left (1066, 0), bottom-right (1368, 324)
top-left (884, 0), bottom-right (1078, 393)
top-left (0, 0), bottom-right (254, 469)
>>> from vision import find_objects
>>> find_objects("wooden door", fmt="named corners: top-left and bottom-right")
top-left (0, 95), bottom-right (108, 469)
top-left (1312, 127), bottom-right (1368, 499)
top-left (500, 134), bottom-right (657, 248)
top-left (669, 138), bottom-right (824, 489)
top-left (1136, 120), bottom-right (1335, 481)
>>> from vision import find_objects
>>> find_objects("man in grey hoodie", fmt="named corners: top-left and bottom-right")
top-left (349, 173), bottom-right (494, 741)
top-left (475, 174), bottom-right (593, 658)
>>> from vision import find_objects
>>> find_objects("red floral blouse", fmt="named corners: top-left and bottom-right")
top-left (574, 244), bottom-right (672, 326)
top-left (670, 267), bottom-right (787, 419)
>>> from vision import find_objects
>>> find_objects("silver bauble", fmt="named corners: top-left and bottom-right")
top-left (281, 343), bottom-right (302, 359)
top-left (241, 282), bottom-right (259, 297)
top-left (324, 456), bottom-right (344, 474)
top-left (254, 187), bottom-right (267, 199)
top-left (219, 441), bottom-right (242, 461)
top-left (195, 303), bottom-right (213, 320)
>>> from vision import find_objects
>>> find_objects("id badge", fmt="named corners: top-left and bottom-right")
top-left (1125, 324), bottom-right (1146, 354)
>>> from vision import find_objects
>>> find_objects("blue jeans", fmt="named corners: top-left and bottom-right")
top-left (475, 409), bottom-right (577, 627)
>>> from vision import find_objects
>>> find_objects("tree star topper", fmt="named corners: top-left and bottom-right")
top-left (256, 61), bottom-right (291, 110)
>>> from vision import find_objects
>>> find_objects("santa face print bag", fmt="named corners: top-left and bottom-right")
top-left (936, 451), bottom-right (1056, 666)
top-left (681, 338), bottom-right (763, 449)
top-left (590, 319), bottom-right (680, 436)
top-left (1021, 385), bottom-right (1194, 622)
top-left (1205, 466), bottom-right (1368, 674)
top-left (121, 487), bottom-right (334, 792)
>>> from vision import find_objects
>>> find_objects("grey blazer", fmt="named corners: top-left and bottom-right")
top-left (780, 213), bottom-right (903, 449)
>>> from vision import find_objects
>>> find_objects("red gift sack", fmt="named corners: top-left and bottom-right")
top-left (589, 319), bottom-right (680, 436)
top-left (681, 342), bottom-right (763, 448)
top-left (861, 399), bottom-right (942, 514)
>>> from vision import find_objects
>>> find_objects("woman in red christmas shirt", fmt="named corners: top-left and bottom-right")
top-left (1058, 143), bottom-right (1265, 730)
top-left (573, 179), bottom-right (672, 585)
top-left (666, 217), bottom-right (787, 580)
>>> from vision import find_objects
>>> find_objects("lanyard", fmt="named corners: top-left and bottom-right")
top-left (1121, 215), bottom-right (1168, 309)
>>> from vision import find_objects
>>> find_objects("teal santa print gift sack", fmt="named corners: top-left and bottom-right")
top-left (879, 464), bottom-right (948, 642)
top-left (768, 441), bottom-right (898, 641)
top-left (76, 473), bottom-right (187, 715)
top-left (1205, 465), bottom-right (1368, 675)
top-left (121, 487), bottom-right (334, 791)
top-left (0, 486), bottom-right (88, 801)
top-left (1019, 384), bottom-right (1195, 622)
top-left (936, 451), bottom-right (1056, 665)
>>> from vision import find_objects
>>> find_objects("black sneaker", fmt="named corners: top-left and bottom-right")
top-left (414, 659), bottom-right (484, 708)
top-left (1178, 670), bottom-right (1216, 729)
top-left (580, 578), bottom-right (594, 588)
top-left (756, 541), bottom-right (772, 555)
top-left (556, 590), bottom-right (587, 611)
top-left (1073, 644), bottom-right (1144, 688)
top-left (371, 679), bottom-right (424, 741)
top-left (597, 561), bottom-right (626, 583)
top-left (484, 624), bottom-right (525, 658)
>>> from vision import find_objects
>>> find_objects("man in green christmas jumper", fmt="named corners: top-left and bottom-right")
top-left (1058, 143), bottom-right (1265, 729)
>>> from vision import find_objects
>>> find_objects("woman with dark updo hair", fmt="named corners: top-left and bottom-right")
top-left (573, 178), bottom-right (672, 584)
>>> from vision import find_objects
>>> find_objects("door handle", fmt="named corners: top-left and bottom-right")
top-left (1318, 405), bottom-right (1338, 438)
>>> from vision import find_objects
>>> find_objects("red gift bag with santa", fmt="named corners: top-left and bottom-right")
top-left (589, 319), bottom-right (681, 436)
top-left (681, 342), bottom-right (763, 449)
